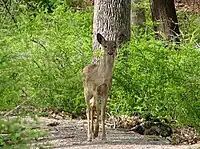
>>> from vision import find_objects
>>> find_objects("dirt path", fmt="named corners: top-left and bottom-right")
top-left (28, 117), bottom-right (200, 149)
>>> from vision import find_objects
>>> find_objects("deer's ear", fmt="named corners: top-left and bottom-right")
top-left (97, 33), bottom-right (106, 44)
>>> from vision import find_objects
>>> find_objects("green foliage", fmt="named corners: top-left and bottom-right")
top-left (110, 36), bottom-right (200, 127)
top-left (177, 12), bottom-right (200, 44)
top-left (18, 0), bottom-right (91, 13)
top-left (0, 4), bottom-right (92, 116)
top-left (0, 2), bottom-right (200, 130)
top-left (0, 117), bottom-right (45, 147)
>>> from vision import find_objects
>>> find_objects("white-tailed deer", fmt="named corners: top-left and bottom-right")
top-left (83, 33), bottom-right (123, 141)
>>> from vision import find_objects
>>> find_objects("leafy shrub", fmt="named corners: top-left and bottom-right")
top-left (0, 5), bottom-right (92, 116)
top-left (0, 117), bottom-right (45, 147)
top-left (110, 35), bottom-right (200, 127)
top-left (177, 12), bottom-right (200, 45)
top-left (18, 0), bottom-right (91, 13)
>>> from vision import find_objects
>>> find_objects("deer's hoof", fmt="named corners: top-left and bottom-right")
top-left (101, 136), bottom-right (107, 141)
top-left (87, 138), bottom-right (92, 142)
top-left (93, 134), bottom-right (98, 138)
top-left (87, 135), bottom-right (92, 142)
top-left (93, 131), bottom-right (99, 138)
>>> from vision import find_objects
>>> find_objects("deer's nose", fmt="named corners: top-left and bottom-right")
top-left (108, 51), bottom-right (113, 55)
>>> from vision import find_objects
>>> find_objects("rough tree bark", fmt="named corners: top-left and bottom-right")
top-left (93, 0), bottom-right (131, 53)
top-left (131, 0), bottom-right (146, 27)
top-left (150, 0), bottom-right (180, 43)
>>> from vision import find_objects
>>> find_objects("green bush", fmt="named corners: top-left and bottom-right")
top-left (110, 35), bottom-right (200, 127)
top-left (0, 117), bottom-right (45, 147)
top-left (177, 12), bottom-right (200, 44)
top-left (0, 5), bottom-right (92, 116)
top-left (17, 0), bottom-right (91, 13)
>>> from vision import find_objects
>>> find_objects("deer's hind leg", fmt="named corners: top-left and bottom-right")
top-left (100, 84), bottom-right (109, 140)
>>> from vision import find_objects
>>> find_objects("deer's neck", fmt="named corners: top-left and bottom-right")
top-left (98, 54), bottom-right (115, 78)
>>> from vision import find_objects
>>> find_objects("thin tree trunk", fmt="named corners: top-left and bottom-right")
top-left (93, 0), bottom-right (131, 52)
top-left (150, 0), bottom-right (180, 43)
top-left (131, 0), bottom-right (146, 27)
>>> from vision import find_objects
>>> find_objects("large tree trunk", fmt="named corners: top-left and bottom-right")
top-left (93, 0), bottom-right (131, 52)
top-left (131, 0), bottom-right (146, 27)
top-left (150, 0), bottom-right (180, 43)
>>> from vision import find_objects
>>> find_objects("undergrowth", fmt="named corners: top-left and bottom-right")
top-left (0, 117), bottom-right (46, 148)
top-left (110, 37), bottom-right (200, 128)
top-left (0, 2), bottom-right (200, 146)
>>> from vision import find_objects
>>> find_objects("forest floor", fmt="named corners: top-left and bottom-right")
top-left (19, 116), bottom-right (199, 149)
top-left (175, 0), bottom-right (200, 12)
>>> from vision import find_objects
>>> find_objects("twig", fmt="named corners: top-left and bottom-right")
top-left (3, 89), bottom-right (42, 118)
top-left (31, 39), bottom-right (47, 51)
top-left (1, 0), bottom-right (20, 30)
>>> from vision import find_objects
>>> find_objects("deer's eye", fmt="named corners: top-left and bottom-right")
top-left (104, 46), bottom-right (108, 48)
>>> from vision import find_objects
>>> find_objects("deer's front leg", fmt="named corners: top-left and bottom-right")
top-left (85, 91), bottom-right (92, 141)
top-left (86, 105), bottom-right (92, 141)
top-left (90, 102), bottom-right (94, 138)
top-left (101, 96), bottom-right (107, 140)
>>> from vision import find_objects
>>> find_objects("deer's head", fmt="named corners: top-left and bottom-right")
top-left (97, 33), bottom-right (124, 56)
